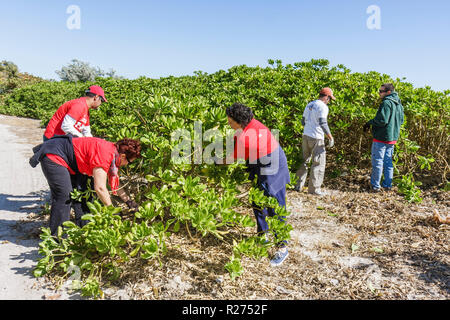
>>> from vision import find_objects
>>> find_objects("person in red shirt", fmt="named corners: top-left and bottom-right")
top-left (43, 85), bottom-right (107, 141)
top-left (30, 136), bottom-right (141, 236)
top-left (217, 103), bottom-right (291, 267)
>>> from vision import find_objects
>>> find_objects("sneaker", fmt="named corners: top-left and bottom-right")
top-left (370, 187), bottom-right (381, 193)
top-left (270, 248), bottom-right (289, 267)
top-left (308, 189), bottom-right (327, 196)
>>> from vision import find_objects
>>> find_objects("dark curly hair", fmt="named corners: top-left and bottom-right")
top-left (115, 138), bottom-right (142, 160)
top-left (226, 103), bottom-right (254, 128)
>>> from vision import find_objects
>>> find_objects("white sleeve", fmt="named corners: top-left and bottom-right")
top-left (61, 114), bottom-right (83, 137)
top-left (81, 125), bottom-right (93, 137)
top-left (318, 104), bottom-right (329, 119)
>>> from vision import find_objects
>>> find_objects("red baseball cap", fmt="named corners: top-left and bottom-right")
top-left (320, 87), bottom-right (336, 100)
top-left (86, 85), bottom-right (107, 102)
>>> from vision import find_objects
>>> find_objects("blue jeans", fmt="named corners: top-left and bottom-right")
top-left (253, 182), bottom-right (288, 247)
top-left (371, 142), bottom-right (395, 189)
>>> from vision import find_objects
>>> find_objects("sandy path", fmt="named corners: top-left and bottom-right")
top-left (0, 115), bottom-right (76, 300)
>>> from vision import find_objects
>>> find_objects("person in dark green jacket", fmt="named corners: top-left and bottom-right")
top-left (363, 83), bottom-right (404, 192)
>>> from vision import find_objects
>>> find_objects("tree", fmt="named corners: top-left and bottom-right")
top-left (104, 68), bottom-right (123, 79)
top-left (56, 59), bottom-right (121, 82)
top-left (0, 60), bottom-right (19, 79)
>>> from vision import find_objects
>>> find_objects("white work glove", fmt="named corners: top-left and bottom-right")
top-left (328, 137), bottom-right (335, 148)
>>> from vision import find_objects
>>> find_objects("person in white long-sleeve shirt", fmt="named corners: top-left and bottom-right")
top-left (43, 85), bottom-right (107, 141)
top-left (294, 87), bottom-right (335, 196)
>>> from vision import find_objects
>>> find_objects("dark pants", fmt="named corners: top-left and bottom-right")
top-left (71, 174), bottom-right (92, 228)
top-left (252, 182), bottom-right (287, 247)
top-left (40, 156), bottom-right (91, 236)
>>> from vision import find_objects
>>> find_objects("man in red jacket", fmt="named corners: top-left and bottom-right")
top-left (43, 85), bottom-right (107, 141)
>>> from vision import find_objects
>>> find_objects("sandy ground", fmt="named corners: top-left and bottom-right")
top-left (112, 185), bottom-right (448, 300)
top-left (0, 115), bottom-right (78, 300)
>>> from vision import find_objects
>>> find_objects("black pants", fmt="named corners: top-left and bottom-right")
top-left (40, 156), bottom-right (91, 236)
top-left (71, 174), bottom-right (93, 228)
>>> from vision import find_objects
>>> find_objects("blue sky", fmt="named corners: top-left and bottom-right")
top-left (1, 0), bottom-right (449, 91)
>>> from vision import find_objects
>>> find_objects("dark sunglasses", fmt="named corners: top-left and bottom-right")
top-left (379, 89), bottom-right (388, 93)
